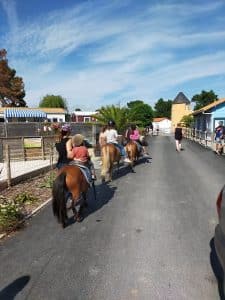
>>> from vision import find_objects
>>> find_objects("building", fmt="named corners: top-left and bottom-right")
top-left (171, 92), bottom-right (192, 131)
top-left (192, 98), bottom-right (225, 132)
top-left (152, 117), bottom-right (172, 134)
top-left (0, 107), bottom-right (67, 122)
top-left (71, 111), bottom-right (97, 123)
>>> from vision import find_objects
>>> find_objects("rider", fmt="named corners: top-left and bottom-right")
top-left (55, 124), bottom-right (72, 170)
top-left (130, 124), bottom-right (149, 155)
top-left (104, 120), bottom-right (131, 163)
top-left (67, 134), bottom-right (96, 180)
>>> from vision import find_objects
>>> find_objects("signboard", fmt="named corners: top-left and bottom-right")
top-left (24, 137), bottom-right (42, 148)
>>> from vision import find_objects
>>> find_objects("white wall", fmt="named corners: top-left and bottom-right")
top-left (46, 114), bottom-right (65, 122)
top-left (153, 119), bottom-right (172, 133)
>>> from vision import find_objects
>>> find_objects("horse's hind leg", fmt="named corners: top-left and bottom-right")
top-left (76, 194), bottom-right (86, 222)
top-left (71, 201), bottom-right (78, 221)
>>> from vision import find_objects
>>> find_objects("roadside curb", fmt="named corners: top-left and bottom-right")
top-left (0, 197), bottom-right (52, 240)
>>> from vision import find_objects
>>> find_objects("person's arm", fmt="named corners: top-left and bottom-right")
top-left (66, 139), bottom-right (73, 159)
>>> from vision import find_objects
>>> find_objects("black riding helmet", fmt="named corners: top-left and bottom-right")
top-left (108, 120), bottom-right (115, 126)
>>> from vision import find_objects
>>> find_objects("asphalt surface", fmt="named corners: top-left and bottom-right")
top-left (0, 136), bottom-right (225, 300)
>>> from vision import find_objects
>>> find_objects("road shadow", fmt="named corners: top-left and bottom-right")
top-left (209, 238), bottom-right (225, 299)
top-left (66, 182), bottom-right (117, 226)
top-left (0, 275), bottom-right (30, 300)
top-left (84, 182), bottom-right (117, 217)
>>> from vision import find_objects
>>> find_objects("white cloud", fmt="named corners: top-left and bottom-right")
top-left (1, 0), bottom-right (225, 110)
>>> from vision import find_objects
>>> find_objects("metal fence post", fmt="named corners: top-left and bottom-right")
top-left (5, 144), bottom-right (11, 187)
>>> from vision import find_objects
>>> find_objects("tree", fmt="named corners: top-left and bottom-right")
top-left (0, 49), bottom-right (26, 107)
top-left (39, 94), bottom-right (68, 110)
top-left (154, 98), bottom-right (172, 118)
top-left (192, 90), bottom-right (218, 110)
top-left (127, 100), bottom-right (144, 109)
top-left (180, 115), bottom-right (194, 127)
top-left (127, 100), bottom-right (154, 128)
top-left (93, 105), bottom-right (129, 133)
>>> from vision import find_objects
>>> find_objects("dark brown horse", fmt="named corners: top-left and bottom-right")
top-left (52, 165), bottom-right (90, 228)
top-left (101, 143), bottom-right (121, 182)
top-left (125, 141), bottom-right (141, 171)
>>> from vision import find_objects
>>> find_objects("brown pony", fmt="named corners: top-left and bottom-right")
top-left (101, 143), bottom-right (121, 182)
top-left (125, 141), bottom-right (141, 171)
top-left (52, 165), bottom-right (90, 228)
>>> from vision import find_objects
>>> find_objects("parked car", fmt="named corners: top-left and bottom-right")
top-left (214, 185), bottom-right (225, 294)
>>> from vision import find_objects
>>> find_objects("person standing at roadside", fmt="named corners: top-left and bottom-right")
top-left (174, 123), bottom-right (183, 152)
top-left (215, 121), bottom-right (225, 155)
top-left (55, 124), bottom-right (72, 169)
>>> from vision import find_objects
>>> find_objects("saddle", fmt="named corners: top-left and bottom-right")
top-left (69, 161), bottom-right (92, 185)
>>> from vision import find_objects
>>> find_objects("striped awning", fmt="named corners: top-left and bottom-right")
top-left (4, 108), bottom-right (47, 118)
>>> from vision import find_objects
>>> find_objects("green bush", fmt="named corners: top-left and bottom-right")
top-left (39, 172), bottom-right (56, 188)
top-left (0, 192), bottom-right (38, 233)
top-left (0, 197), bottom-right (24, 233)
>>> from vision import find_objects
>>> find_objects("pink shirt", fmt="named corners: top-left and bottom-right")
top-left (130, 129), bottom-right (140, 141)
top-left (72, 146), bottom-right (89, 162)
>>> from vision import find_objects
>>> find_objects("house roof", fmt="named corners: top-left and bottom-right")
top-left (192, 98), bottom-right (225, 115)
top-left (173, 92), bottom-right (190, 104)
top-left (72, 111), bottom-right (97, 116)
top-left (153, 117), bottom-right (170, 122)
top-left (0, 107), bottom-right (66, 114)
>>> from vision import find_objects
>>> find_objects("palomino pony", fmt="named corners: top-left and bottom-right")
top-left (52, 165), bottom-right (91, 228)
top-left (125, 141), bottom-right (141, 171)
top-left (101, 143), bottom-right (121, 182)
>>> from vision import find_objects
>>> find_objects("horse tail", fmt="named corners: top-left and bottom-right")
top-left (52, 172), bottom-right (67, 226)
top-left (101, 145), bottom-right (110, 178)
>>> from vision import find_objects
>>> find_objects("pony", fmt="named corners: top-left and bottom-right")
top-left (125, 141), bottom-right (141, 171)
top-left (52, 165), bottom-right (92, 228)
top-left (101, 143), bottom-right (121, 182)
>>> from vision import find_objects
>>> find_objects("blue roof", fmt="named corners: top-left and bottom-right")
top-left (4, 108), bottom-right (47, 118)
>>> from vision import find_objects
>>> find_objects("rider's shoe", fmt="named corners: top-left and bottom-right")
top-left (92, 174), bottom-right (97, 180)
top-left (124, 157), bottom-right (131, 163)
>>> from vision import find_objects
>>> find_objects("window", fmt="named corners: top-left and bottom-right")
top-left (84, 117), bottom-right (91, 123)
top-left (53, 118), bottom-right (58, 122)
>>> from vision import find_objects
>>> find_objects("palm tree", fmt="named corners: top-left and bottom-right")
top-left (93, 105), bottom-right (129, 133)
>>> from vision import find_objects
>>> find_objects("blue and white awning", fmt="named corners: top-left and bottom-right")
top-left (4, 108), bottom-right (47, 118)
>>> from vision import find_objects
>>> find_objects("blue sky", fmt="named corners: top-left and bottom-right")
top-left (1, 0), bottom-right (225, 112)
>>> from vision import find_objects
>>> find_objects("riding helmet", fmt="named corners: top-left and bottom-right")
top-left (108, 120), bottom-right (115, 126)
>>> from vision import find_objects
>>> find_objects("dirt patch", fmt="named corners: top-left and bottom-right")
top-left (0, 170), bottom-right (57, 236)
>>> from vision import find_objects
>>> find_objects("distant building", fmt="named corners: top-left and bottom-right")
top-left (152, 117), bottom-right (172, 134)
top-left (192, 98), bottom-right (225, 132)
top-left (71, 111), bottom-right (97, 123)
top-left (171, 92), bottom-right (192, 131)
top-left (0, 107), bottom-right (67, 122)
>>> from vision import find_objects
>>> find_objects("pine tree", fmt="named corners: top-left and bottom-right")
top-left (0, 49), bottom-right (26, 107)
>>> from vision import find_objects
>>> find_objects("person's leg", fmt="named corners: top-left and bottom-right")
top-left (89, 160), bottom-right (97, 180)
top-left (175, 140), bottom-right (180, 151)
top-left (116, 143), bottom-right (131, 162)
top-left (218, 142), bottom-right (223, 154)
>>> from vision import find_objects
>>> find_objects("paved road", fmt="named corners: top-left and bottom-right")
top-left (0, 136), bottom-right (225, 299)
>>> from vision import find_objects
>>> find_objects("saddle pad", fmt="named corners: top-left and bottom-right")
top-left (69, 161), bottom-right (92, 185)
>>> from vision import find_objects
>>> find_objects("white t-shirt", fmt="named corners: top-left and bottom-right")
top-left (105, 129), bottom-right (118, 143)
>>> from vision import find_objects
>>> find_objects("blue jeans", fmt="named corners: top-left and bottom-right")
top-left (114, 143), bottom-right (126, 157)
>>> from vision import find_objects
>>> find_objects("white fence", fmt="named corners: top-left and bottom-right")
top-left (183, 128), bottom-right (216, 151)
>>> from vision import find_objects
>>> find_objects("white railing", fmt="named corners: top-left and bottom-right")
top-left (183, 128), bottom-right (216, 150)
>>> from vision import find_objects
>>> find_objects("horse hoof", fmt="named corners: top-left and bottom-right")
top-left (76, 216), bottom-right (84, 222)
